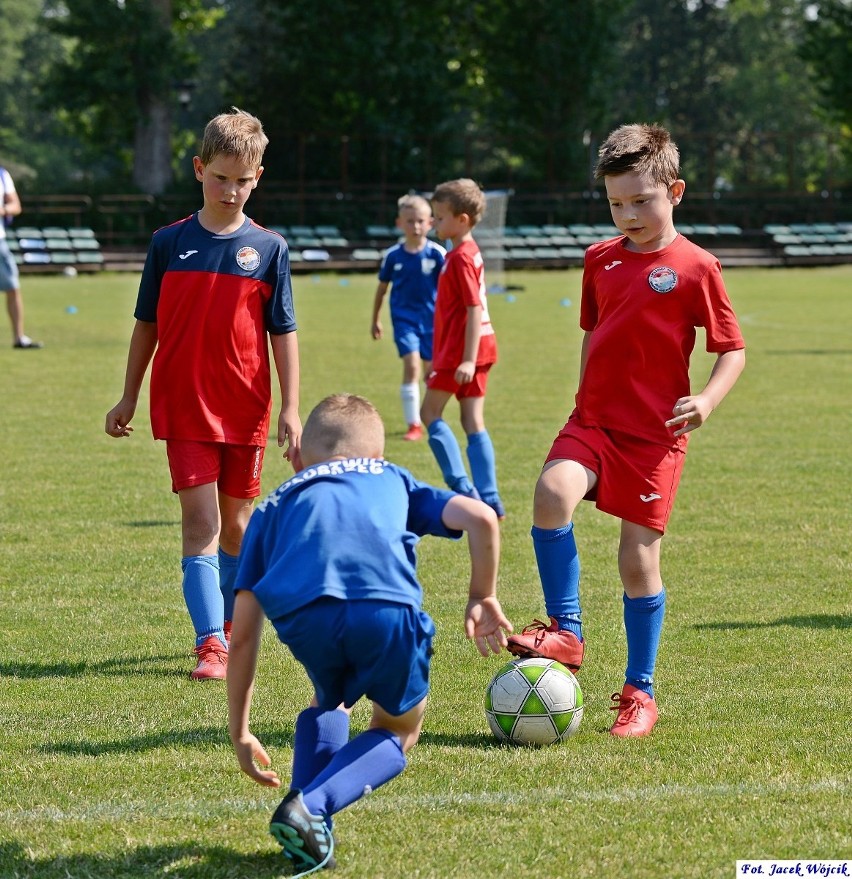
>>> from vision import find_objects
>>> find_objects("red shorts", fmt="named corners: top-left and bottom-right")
top-left (166, 439), bottom-right (265, 498)
top-left (545, 417), bottom-right (686, 533)
top-left (426, 364), bottom-right (492, 399)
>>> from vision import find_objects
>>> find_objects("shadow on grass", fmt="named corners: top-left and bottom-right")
top-left (125, 519), bottom-right (180, 528)
top-left (39, 725), bottom-right (296, 757)
top-left (694, 613), bottom-right (850, 631)
top-left (0, 840), bottom-right (300, 879)
top-left (0, 653), bottom-right (188, 679)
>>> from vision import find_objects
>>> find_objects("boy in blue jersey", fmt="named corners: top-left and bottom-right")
top-left (105, 108), bottom-right (301, 681)
top-left (370, 194), bottom-right (445, 442)
top-left (227, 393), bottom-right (511, 873)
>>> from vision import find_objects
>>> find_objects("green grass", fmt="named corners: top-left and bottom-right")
top-left (1, 266), bottom-right (850, 878)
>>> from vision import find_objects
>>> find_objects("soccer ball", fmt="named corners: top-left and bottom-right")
top-left (485, 657), bottom-right (583, 746)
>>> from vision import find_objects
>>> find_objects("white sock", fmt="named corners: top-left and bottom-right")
top-left (400, 382), bottom-right (420, 426)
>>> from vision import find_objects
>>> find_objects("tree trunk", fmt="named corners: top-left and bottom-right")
top-left (133, 99), bottom-right (173, 195)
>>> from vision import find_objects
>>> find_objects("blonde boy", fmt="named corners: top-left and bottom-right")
top-left (371, 194), bottom-right (446, 441)
top-left (105, 108), bottom-right (301, 680)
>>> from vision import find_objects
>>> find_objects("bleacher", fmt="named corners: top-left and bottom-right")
top-left (9, 226), bottom-right (105, 273)
top-left (763, 222), bottom-right (852, 265)
top-left (10, 219), bottom-right (852, 274)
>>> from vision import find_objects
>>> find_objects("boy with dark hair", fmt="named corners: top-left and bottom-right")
top-left (507, 123), bottom-right (745, 737)
top-left (227, 393), bottom-right (511, 874)
top-left (421, 178), bottom-right (505, 519)
top-left (105, 107), bottom-right (301, 681)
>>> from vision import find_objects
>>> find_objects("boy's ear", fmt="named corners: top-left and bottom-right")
top-left (669, 179), bottom-right (686, 205)
top-left (193, 156), bottom-right (204, 181)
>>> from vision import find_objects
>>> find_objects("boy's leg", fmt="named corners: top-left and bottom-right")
top-left (422, 387), bottom-right (475, 495)
top-left (507, 459), bottom-right (595, 670)
top-left (400, 351), bottom-right (423, 437)
top-left (290, 705), bottom-right (351, 792)
top-left (464, 427), bottom-right (503, 517)
top-left (217, 492), bottom-right (254, 639)
top-left (178, 483), bottom-right (228, 679)
top-left (610, 521), bottom-right (665, 737)
top-left (299, 699), bottom-right (423, 819)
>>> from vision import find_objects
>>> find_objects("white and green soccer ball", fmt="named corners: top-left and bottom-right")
top-left (485, 657), bottom-right (583, 746)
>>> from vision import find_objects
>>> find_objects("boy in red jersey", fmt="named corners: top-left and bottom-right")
top-left (421, 178), bottom-right (504, 519)
top-left (507, 124), bottom-right (745, 736)
top-left (105, 108), bottom-right (301, 681)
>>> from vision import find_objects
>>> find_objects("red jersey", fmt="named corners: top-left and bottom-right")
top-left (431, 238), bottom-right (497, 370)
top-left (576, 234), bottom-right (744, 447)
top-left (135, 214), bottom-right (296, 445)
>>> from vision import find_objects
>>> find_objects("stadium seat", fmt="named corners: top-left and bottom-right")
top-left (351, 248), bottom-right (382, 261)
top-left (300, 248), bottom-right (330, 261)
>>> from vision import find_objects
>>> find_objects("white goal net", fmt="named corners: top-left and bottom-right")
top-left (473, 189), bottom-right (511, 293)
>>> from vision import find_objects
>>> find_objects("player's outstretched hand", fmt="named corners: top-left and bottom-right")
top-left (233, 732), bottom-right (281, 788)
top-left (465, 596), bottom-right (513, 657)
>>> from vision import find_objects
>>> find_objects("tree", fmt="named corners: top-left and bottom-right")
top-left (43, 0), bottom-right (223, 193)
top-left (800, 0), bottom-right (852, 128)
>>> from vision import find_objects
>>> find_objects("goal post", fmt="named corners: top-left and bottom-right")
top-left (473, 189), bottom-right (511, 293)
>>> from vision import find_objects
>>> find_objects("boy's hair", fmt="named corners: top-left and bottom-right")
top-left (594, 124), bottom-right (680, 185)
top-left (397, 194), bottom-right (431, 215)
top-left (301, 394), bottom-right (385, 464)
top-left (199, 107), bottom-right (268, 168)
top-left (431, 178), bottom-right (486, 226)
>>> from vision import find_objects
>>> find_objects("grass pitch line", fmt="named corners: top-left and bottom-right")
top-left (4, 778), bottom-right (847, 823)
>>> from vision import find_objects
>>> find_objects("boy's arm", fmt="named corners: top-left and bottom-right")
top-left (270, 330), bottom-right (302, 469)
top-left (456, 303), bottom-right (483, 385)
top-left (1, 186), bottom-right (22, 219)
top-left (371, 281), bottom-right (390, 339)
top-left (441, 494), bottom-right (513, 657)
top-left (227, 590), bottom-right (281, 788)
top-left (666, 347), bottom-right (746, 437)
top-left (104, 319), bottom-right (158, 437)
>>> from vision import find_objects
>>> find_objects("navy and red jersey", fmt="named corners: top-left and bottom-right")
top-left (135, 213), bottom-right (296, 445)
top-left (577, 234), bottom-right (744, 447)
top-left (431, 238), bottom-right (497, 370)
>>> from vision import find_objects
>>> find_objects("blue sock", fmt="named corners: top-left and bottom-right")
top-left (623, 589), bottom-right (666, 697)
top-left (466, 430), bottom-right (499, 501)
top-left (532, 524), bottom-right (582, 640)
top-left (181, 555), bottom-right (226, 648)
top-left (302, 728), bottom-right (407, 820)
top-left (427, 419), bottom-right (473, 493)
top-left (290, 707), bottom-right (351, 792)
top-left (217, 548), bottom-right (239, 623)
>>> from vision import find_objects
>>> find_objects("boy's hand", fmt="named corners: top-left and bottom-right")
top-left (104, 400), bottom-right (136, 437)
top-left (232, 732), bottom-right (281, 788)
top-left (371, 319), bottom-right (383, 339)
top-left (278, 410), bottom-right (302, 470)
top-left (665, 394), bottom-right (713, 436)
top-left (454, 360), bottom-right (476, 385)
top-left (465, 596), bottom-right (513, 657)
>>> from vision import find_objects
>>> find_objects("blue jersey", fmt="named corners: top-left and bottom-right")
top-left (235, 458), bottom-right (461, 620)
top-left (378, 242), bottom-right (446, 324)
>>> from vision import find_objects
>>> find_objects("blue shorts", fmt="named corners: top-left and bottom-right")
top-left (393, 315), bottom-right (433, 361)
top-left (272, 597), bottom-right (435, 715)
top-left (0, 240), bottom-right (19, 290)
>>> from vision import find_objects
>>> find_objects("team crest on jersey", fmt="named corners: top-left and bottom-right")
top-left (236, 246), bottom-right (261, 272)
top-left (648, 266), bottom-right (677, 293)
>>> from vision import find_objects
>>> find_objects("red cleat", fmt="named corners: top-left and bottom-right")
top-left (609, 684), bottom-right (658, 737)
top-left (506, 616), bottom-right (584, 672)
top-left (190, 635), bottom-right (228, 681)
top-left (403, 423), bottom-right (423, 442)
top-left (223, 620), bottom-right (232, 645)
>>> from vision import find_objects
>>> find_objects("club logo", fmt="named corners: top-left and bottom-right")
top-left (648, 266), bottom-right (678, 293)
top-left (236, 246), bottom-right (261, 272)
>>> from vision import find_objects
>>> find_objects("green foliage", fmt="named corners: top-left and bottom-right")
top-left (0, 267), bottom-right (850, 877)
top-left (800, 0), bottom-right (852, 127)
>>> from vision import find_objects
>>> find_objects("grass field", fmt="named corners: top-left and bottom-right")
top-left (1, 266), bottom-right (850, 879)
